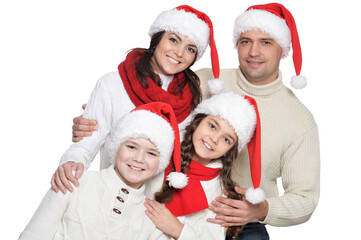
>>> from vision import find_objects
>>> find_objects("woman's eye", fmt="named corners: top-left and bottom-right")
top-left (169, 38), bottom-right (177, 43)
top-left (127, 145), bottom-right (136, 150)
top-left (187, 47), bottom-right (196, 54)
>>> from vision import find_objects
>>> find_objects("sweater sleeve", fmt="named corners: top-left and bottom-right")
top-left (18, 188), bottom-right (72, 240)
top-left (261, 124), bottom-right (320, 226)
top-left (178, 209), bottom-right (226, 240)
top-left (59, 76), bottom-right (113, 169)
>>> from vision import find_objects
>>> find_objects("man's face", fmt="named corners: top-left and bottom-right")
top-left (237, 30), bottom-right (284, 85)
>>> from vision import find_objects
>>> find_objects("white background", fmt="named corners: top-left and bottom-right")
top-left (1, 0), bottom-right (360, 239)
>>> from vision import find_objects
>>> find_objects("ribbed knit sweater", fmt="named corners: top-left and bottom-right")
top-left (196, 67), bottom-right (320, 227)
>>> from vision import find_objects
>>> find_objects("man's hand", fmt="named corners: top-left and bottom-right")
top-left (72, 104), bottom-right (97, 143)
top-left (51, 162), bottom-right (84, 194)
top-left (144, 198), bottom-right (184, 239)
top-left (207, 187), bottom-right (268, 227)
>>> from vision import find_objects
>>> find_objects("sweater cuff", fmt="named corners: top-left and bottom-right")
top-left (177, 223), bottom-right (196, 240)
top-left (60, 149), bottom-right (89, 169)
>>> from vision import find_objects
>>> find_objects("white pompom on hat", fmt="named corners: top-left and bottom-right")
top-left (193, 92), bottom-right (265, 204)
top-left (233, 3), bottom-right (307, 89)
top-left (106, 102), bottom-right (182, 177)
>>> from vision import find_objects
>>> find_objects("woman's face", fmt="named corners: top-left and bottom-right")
top-left (114, 138), bottom-right (160, 189)
top-left (151, 31), bottom-right (197, 76)
top-left (192, 115), bottom-right (238, 166)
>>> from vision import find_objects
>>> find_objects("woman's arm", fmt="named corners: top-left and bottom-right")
top-left (51, 76), bottom-right (113, 194)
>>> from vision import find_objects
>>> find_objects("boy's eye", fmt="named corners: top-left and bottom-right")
top-left (148, 152), bottom-right (158, 157)
top-left (127, 145), bottom-right (136, 150)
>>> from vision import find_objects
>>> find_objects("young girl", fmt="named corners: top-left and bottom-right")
top-left (144, 92), bottom-right (264, 239)
top-left (19, 102), bottom-right (183, 240)
top-left (51, 5), bottom-right (221, 194)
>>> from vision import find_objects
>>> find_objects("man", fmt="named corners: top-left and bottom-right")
top-left (55, 3), bottom-right (320, 240)
top-left (198, 3), bottom-right (320, 240)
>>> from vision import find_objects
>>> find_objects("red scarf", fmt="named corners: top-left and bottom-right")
top-left (166, 160), bottom-right (221, 217)
top-left (118, 50), bottom-right (193, 123)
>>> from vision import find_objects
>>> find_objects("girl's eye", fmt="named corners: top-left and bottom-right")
top-left (224, 138), bottom-right (230, 144)
top-left (170, 38), bottom-right (177, 43)
top-left (209, 123), bottom-right (216, 130)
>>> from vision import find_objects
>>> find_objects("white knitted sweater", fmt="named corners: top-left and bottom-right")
top-left (196, 68), bottom-right (320, 227)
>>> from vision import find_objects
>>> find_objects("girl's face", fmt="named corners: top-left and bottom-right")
top-left (114, 138), bottom-right (160, 189)
top-left (151, 31), bottom-right (197, 76)
top-left (192, 116), bottom-right (238, 166)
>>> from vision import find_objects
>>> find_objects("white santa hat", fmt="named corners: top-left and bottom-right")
top-left (194, 92), bottom-right (265, 204)
top-left (149, 5), bottom-right (220, 83)
top-left (233, 3), bottom-right (307, 89)
top-left (106, 102), bottom-right (181, 177)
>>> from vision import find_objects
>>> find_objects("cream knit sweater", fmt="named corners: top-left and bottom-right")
top-left (19, 166), bottom-right (163, 240)
top-left (196, 68), bottom-right (320, 227)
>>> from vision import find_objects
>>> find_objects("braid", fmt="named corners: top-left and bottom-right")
top-left (155, 114), bottom-right (207, 203)
top-left (218, 144), bottom-right (245, 237)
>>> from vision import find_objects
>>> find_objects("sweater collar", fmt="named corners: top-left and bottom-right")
top-left (101, 165), bottom-right (146, 204)
top-left (157, 72), bottom-right (174, 91)
top-left (235, 67), bottom-right (284, 96)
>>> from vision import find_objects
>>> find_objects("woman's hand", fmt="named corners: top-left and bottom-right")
top-left (50, 162), bottom-right (84, 194)
top-left (72, 104), bottom-right (97, 143)
top-left (144, 198), bottom-right (184, 239)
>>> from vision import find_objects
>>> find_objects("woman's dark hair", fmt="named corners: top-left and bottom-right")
top-left (154, 113), bottom-right (244, 237)
top-left (132, 31), bottom-right (202, 110)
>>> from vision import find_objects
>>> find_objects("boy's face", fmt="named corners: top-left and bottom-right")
top-left (114, 138), bottom-right (160, 189)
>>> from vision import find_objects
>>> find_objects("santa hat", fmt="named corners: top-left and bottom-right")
top-left (106, 102), bottom-right (182, 178)
top-left (149, 5), bottom-right (220, 87)
top-left (233, 3), bottom-right (307, 89)
top-left (193, 92), bottom-right (265, 204)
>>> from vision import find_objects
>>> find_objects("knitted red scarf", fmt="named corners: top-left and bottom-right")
top-left (118, 50), bottom-right (193, 123)
top-left (166, 160), bottom-right (221, 217)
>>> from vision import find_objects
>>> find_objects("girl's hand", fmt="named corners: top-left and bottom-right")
top-left (144, 198), bottom-right (184, 239)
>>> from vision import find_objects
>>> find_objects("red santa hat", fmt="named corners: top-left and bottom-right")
top-left (106, 102), bottom-right (182, 179)
top-left (233, 3), bottom-right (307, 89)
top-left (149, 5), bottom-right (220, 88)
top-left (193, 92), bottom-right (264, 204)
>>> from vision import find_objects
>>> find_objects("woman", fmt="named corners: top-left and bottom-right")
top-left (51, 5), bottom-right (220, 195)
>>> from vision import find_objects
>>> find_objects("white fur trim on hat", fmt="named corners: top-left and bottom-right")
top-left (193, 92), bottom-right (257, 151)
top-left (106, 110), bottom-right (174, 175)
top-left (245, 187), bottom-right (265, 204)
top-left (233, 9), bottom-right (291, 57)
top-left (291, 75), bottom-right (307, 89)
top-left (167, 172), bottom-right (188, 189)
top-left (149, 8), bottom-right (210, 60)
